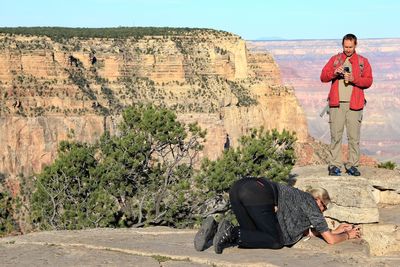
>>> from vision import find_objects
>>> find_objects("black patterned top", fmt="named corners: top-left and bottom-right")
top-left (275, 183), bottom-right (329, 245)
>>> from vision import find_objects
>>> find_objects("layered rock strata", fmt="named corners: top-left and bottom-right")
top-left (0, 31), bottom-right (309, 180)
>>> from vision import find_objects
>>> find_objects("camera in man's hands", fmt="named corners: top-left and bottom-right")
top-left (343, 67), bottom-right (351, 84)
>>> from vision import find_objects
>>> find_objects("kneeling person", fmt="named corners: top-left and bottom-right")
top-left (194, 177), bottom-right (361, 254)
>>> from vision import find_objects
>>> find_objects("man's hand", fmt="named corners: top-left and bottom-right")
top-left (334, 223), bottom-right (353, 234)
top-left (334, 66), bottom-right (344, 76)
top-left (344, 72), bottom-right (354, 83)
top-left (346, 227), bottom-right (361, 239)
top-left (321, 225), bottom-right (362, 244)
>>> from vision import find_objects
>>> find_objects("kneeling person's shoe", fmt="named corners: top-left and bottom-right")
top-left (194, 216), bottom-right (218, 251)
top-left (328, 165), bottom-right (341, 176)
top-left (346, 166), bottom-right (361, 176)
top-left (213, 219), bottom-right (238, 254)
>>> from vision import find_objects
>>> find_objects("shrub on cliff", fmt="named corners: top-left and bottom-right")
top-left (30, 104), bottom-right (206, 230)
top-left (378, 161), bottom-right (397, 170)
top-left (227, 81), bottom-right (258, 107)
top-left (30, 141), bottom-right (116, 229)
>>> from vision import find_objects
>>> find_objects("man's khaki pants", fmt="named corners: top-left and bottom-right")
top-left (329, 102), bottom-right (363, 167)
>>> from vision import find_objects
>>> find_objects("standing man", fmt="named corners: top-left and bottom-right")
top-left (321, 34), bottom-right (373, 176)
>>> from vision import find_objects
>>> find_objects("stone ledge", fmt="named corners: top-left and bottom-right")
top-left (1, 227), bottom-right (400, 267)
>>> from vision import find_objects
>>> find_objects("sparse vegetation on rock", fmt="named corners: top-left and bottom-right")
top-left (378, 161), bottom-right (397, 170)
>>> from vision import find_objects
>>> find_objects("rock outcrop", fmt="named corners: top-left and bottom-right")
top-left (291, 165), bottom-right (400, 223)
top-left (291, 165), bottom-right (400, 256)
top-left (292, 165), bottom-right (400, 207)
top-left (293, 175), bottom-right (379, 223)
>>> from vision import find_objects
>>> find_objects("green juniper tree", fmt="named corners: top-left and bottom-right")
top-left (193, 128), bottom-right (296, 217)
top-left (30, 104), bottom-right (206, 229)
top-left (30, 141), bottom-right (118, 230)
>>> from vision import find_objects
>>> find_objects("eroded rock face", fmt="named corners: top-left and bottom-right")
top-left (0, 116), bottom-right (115, 178)
top-left (0, 31), bottom-right (310, 180)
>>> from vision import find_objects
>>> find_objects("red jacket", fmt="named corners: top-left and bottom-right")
top-left (320, 52), bottom-right (373, 110)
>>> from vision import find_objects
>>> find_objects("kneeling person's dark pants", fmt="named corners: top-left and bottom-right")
top-left (229, 177), bottom-right (283, 249)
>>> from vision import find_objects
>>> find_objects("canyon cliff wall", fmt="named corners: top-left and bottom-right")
top-left (0, 30), bottom-right (309, 180)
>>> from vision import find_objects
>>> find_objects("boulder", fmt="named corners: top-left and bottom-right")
top-left (362, 224), bottom-right (400, 256)
top-left (380, 190), bottom-right (400, 205)
top-left (358, 166), bottom-right (400, 192)
top-left (292, 166), bottom-right (400, 205)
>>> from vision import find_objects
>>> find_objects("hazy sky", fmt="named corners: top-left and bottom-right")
top-left (1, 0), bottom-right (399, 40)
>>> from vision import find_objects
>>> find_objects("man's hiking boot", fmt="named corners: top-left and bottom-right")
top-left (328, 165), bottom-right (341, 176)
top-left (346, 166), bottom-right (361, 176)
top-left (194, 216), bottom-right (218, 251)
top-left (213, 219), bottom-right (238, 254)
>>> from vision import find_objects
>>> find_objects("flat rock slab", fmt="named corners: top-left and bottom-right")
top-left (292, 166), bottom-right (400, 191)
top-left (292, 166), bottom-right (400, 207)
top-left (380, 204), bottom-right (400, 225)
top-left (1, 227), bottom-right (400, 267)
top-left (0, 242), bottom-right (161, 267)
top-left (357, 167), bottom-right (400, 192)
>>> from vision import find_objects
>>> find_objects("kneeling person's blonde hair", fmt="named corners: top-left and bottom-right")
top-left (306, 187), bottom-right (331, 208)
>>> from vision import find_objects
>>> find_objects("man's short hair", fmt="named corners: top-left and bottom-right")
top-left (342, 33), bottom-right (358, 45)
